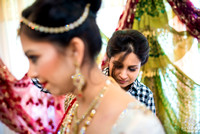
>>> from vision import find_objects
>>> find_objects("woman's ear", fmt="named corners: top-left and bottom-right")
top-left (68, 37), bottom-right (85, 66)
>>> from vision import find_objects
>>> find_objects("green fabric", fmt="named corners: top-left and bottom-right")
top-left (133, 0), bottom-right (200, 133)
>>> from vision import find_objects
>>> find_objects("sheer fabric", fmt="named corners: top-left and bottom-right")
top-left (116, 0), bottom-right (200, 133)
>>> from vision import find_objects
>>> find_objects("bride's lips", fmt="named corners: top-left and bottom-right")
top-left (41, 82), bottom-right (47, 88)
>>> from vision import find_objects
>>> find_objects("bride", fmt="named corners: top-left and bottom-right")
top-left (19, 0), bottom-right (165, 133)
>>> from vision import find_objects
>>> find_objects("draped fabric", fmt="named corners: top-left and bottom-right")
top-left (140, 33), bottom-right (200, 133)
top-left (0, 58), bottom-right (65, 133)
top-left (116, 0), bottom-right (139, 30)
top-left (167, 0), bottom-right (200, 41)
top-left (116, 0), bottom-right (200, 133)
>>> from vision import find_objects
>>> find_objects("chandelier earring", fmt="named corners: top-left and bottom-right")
top-left (71, 61), bottom-right (85, 97)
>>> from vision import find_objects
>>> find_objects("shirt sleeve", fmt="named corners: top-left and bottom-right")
top-left (145, 92), bottom-right (156, 114)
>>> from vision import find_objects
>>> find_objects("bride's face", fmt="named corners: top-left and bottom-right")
top-left (20, 33), bottom-right (75, 95)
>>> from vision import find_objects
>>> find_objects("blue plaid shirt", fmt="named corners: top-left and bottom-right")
top-left (103, 67), bottom-right (156, 113)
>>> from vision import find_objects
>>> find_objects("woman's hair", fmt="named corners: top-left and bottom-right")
top-left (19, 0), bottom-right (102, 64)
top-left (106, 29), bottom-right (149, 66)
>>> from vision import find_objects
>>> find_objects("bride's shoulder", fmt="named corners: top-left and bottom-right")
top-left (110, 101), bottom-right (165, 134)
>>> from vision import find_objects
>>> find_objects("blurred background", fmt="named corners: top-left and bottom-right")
top-left (0, 0), bottom-right (199, 133)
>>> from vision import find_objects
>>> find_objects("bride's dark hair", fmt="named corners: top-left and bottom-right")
top-left (19, 0), bottom-right (102, 63)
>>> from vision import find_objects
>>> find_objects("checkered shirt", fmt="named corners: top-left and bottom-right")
top-left (103, 67), bottom-right (156, 113)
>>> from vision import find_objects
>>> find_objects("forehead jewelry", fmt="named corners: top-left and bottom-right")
top-left (20, 4), bottom-right (90, 34)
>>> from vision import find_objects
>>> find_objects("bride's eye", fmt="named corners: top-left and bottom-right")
top-left (28, 55), bottom-right (38, 63)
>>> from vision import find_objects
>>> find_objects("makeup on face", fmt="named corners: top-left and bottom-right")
top-left (109, 52), bottom-right (141, 89)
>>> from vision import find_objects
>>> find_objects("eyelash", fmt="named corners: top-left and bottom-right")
top-left (128, 68), bottom-right (136, 72)
top-left (28, 56), bottom-right (38, 63)
top-left (113, 62), bottom-right (137, 72)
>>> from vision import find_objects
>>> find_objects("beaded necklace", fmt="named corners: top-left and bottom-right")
top-left (59, 79), bottom-right (110, 134)
top-left (73, 86), bottom-right (107, 133)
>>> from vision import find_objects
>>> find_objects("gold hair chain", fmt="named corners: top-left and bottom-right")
top-left (20, 4), bottom-right (90, 34)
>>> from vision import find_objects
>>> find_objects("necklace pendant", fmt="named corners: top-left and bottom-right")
top-left (73, 124), bottom-right (79, 134)
top-left (80, 126), bottom-right (86, 134)
top-left (76, 121), bottom-right (80, 125)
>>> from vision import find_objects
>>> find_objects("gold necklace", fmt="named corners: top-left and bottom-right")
top-left (74, 86), bottom-right (106, 124)
top-left (59, 79), bottom-right (111, 134)
top-left (73, 83), bottom-right (108, 133)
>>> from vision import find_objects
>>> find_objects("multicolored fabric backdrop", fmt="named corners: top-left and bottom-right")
top-left (0, 0), bottom-right (200, 134)
top-left (116, 0), bottom-right (200, 133)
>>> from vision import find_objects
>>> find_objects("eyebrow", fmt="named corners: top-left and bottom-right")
top-left (113, 61), bottom-right (123, 66)
top-left (113, 61), bottom-right (138, 67)
top-left (113, 61), bottom-right (121, 64)
top-left (129, 65), bottom-right (138, 68)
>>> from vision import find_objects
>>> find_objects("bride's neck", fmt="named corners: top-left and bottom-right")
top-left (76, 64), bottom-right (107, 106)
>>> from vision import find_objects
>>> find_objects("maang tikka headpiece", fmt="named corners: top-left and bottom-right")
top-left (20, 4), bottom-right (90, 34)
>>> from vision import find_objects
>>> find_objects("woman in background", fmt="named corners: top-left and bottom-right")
top-left (104, 29), bottom-right (156, 113)
top-left (19, 0), bottom-right (164, 133)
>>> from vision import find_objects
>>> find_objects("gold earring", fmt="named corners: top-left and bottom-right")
top-left (71, 62), bottom-right (85, 97)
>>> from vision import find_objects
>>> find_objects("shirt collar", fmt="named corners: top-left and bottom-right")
top-left (103, 67), bottom-right (109, 76)
top-left (130, 79), bottom-right (140, 91)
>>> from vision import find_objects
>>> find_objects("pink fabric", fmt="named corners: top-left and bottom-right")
top-left (167, 0), bottom-right (200, 41)
top-left (116, 0), bottom-right (139, 31)
top-left (0, 59), bottom-right (65, 134)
